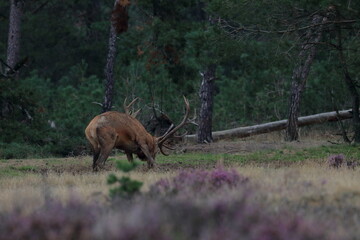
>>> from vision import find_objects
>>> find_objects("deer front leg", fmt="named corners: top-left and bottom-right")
top-left (125, 152), bottom-right (134, 163)
top-left (139, 144), bottom-right (155, 169)
top-left (147, 160), bottom-right (154, 168)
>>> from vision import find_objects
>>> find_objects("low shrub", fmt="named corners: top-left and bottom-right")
top-left (0, 169), bottom-right (340, 240)
top-left (0, 199), bottom-right (98, 240)
top-left (150, 168), bottom-right (249, 195)
top-left (328, 154), bottom-right (345, 168)
top-left (107, 160), bottom-right (143, 198)
top-left (95, 195), bottom-right (337, 240)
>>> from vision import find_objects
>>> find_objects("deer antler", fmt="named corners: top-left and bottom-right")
top-left (123, 97), bottom-right (141, 118)
top-left (187, 108), bottom-right (198, 126)
top-left (157, 96), bottom-right (190, 155)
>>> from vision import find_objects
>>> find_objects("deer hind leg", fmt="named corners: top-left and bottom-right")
top-left (96, 127), bottom-right (116, 169)
top-left (92, 148), bottom-right (101, 171)
top-left (86, 136), bottom-right (101, 171)
top-left (97, 145), bottom-right (114, 169)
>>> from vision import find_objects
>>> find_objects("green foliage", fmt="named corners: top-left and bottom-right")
top-left (115, 160), bottom-right (140, 173)
top-left (107, 160), bottom-right (143, 198)
top-left (0, 68), bottom-right (103, 158)
top-left (1, 0), bottom-right (360, 158)
top-left (0, 142), bottom-right (47, 159)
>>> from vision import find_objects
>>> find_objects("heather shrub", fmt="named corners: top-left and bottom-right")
top-left (94, 196), bottom-right (337, 240)
top-left (0, 169), bottom-right (340, 240)
top-left (0, 196), bottom-right (339, 240)
top-left (150, 168), bottom-right (249, 196)
top-left (328, 154), bottom-right (345, 168)
top-left (0, 199), bottom-right (98, 240)
top-left (93, 201), bottom-right (171, 240)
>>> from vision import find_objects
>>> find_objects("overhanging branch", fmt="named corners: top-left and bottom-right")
top-left (218, 17), bottom-right (357, 36)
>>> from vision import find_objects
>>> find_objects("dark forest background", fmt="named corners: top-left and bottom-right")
top-left (1, 0), bottom-right (360, 158)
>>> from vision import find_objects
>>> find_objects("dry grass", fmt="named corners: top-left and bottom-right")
top-left (0, 170), bottom-right (176, 212)
top-left (1, 160), bottom-right (359, 213)
top-left (235, 162), bottom-right (360, 239)
top-left (237, 163), bottom-right (360, 203)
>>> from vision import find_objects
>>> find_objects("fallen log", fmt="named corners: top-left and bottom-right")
top-left (185, 109), bottom-right (353, 142)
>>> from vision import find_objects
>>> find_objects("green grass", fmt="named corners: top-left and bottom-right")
top-left (157, 153), bottom-right (223, 164)
top-left (0, 165), bottom-right (39, 178)
top-left (14, 165), bottom-right (39, 172)
top-left (0, 144), bottom-right (359, 178)
top-left (157, 144), bottom-right (360, 165)
top-left (282, 144), bottom-right (360, 162)
top-left (0, 167), bottom-right (27, 177)
top-left (108, 158), bottom-right (118, 162)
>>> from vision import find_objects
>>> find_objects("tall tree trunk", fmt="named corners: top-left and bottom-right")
top-left (102, 0), bottom-right (129, 113)
top-left (334, 8), bottom-right (360, 142)
top-left (285, 14), bottom-right (326, 141)
top-left (6, 0), bottom-right (24, 75)
top-left (343, 72), bottom-right (360, 142)
top-left (197, 64), bottom-right (216, 143)
top-left (102, 23), bottom-right (117, 113)
top-left (2, 0), bottom-right (23, 117)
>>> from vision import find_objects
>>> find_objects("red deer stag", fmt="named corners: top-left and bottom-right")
top-left (85, 97), bottom-right (190, 171)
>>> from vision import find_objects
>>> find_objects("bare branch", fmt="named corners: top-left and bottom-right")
top-left (0, 57), bottom-right (28, 78)
top-left (92, 102), bottom-right (103, 107)
top-left (217, 17), bottom-right (357, 37)
top-left (31, 0), bottom-right (51, 14)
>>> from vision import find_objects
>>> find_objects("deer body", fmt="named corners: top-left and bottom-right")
top-left (85, 97), bottom-right (190, 171)
top-left (85, 111), bottom-right (157, 170)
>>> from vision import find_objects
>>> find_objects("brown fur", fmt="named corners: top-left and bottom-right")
top-left (85, 111), bottom-right (157, 171)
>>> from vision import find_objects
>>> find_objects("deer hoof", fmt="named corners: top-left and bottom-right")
top-left (93, 165), bottom-right (100, 172)
top-left (147, 161), bottom-right (154, 169)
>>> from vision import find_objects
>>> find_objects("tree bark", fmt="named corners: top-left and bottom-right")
top-left (197, 64), bottom-right (216, 143)
top-left (102, 0), bottom-right (130, 113)
top-left (102, 22), bottom-right (117, 113)
top-left (334, 8), bottom-right (360, 143)
top-left (285, 14), bottom-right (327, 141)
top-left (186, 109), bottom-right (354, 142)
top-left (343, 72), bottom-right (360, 142)
top-left (6, 0), bottom-right (24, 75)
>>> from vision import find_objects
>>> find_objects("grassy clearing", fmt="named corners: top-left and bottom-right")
top-left (157, 143), bottom-right (360, 165)
top-left (0, 141), bottom-right (359, 228)
top-left (0, 141), bottom-right (360, 238)
top-left (0, 142), bottom-right (359, 179)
